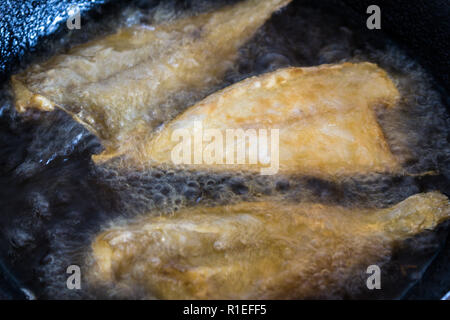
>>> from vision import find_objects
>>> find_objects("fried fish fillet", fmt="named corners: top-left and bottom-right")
top-left (135, 62), bottom-right (400, 177)
top-left (11, 0), bottom-right (291, 160)
top-left (90, 192), bottom-right (450, 299)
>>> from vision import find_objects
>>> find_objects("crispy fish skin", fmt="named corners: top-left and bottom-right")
top-left (11, 0), bottom-right (291, 160)
top-left (90, 192), bottom-right (450, 299)
top-left (137, 62), bottom-right (400, 177)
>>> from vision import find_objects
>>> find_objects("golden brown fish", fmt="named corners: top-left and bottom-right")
top-left (90, 192), bottom-right (450, 299)
top-left (11, 0), bottom-right (291, 161)
top-left (134, 62), bottom-right (400, 177)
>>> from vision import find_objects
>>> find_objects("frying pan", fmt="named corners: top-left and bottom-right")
top-left (0, 0), bottom-right (449, 300)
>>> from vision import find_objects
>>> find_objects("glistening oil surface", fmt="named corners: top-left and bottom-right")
top-left (0, 0), bottom-right (449, 299)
